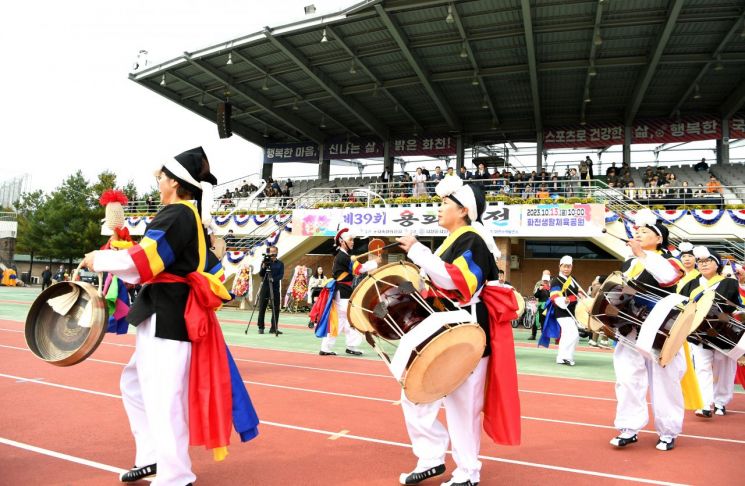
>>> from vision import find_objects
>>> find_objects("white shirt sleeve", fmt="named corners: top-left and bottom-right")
top-left (641, 250), bottom-right (680, 286)
top-left (360, 260), bottom-right (378, 273)
top-left (407, 242), bottom-right (457, 291)
top-left (92, 250), bottom-right (142, 285)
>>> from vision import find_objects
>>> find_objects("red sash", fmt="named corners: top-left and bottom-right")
top-left (150, 272), bottom-right (232, 451)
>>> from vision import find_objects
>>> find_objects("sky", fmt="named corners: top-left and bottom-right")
top-left (1, 1), bottom-right (742, 199)
top-left (0, 0), bottom-right (352, 196)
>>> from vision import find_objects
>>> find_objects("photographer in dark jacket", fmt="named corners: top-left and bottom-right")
top-left (257, 245), bottom-right (284, 335)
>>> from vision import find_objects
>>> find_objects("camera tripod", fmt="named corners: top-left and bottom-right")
top-left (244, 264), bottom-right (281, 336)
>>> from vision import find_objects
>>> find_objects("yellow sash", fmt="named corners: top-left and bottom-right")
top-left (689, 274), bottom-right (726, 302)
top-left (681, 342), bottom-right (704, 411)
top-left (435, 225), bottom-right (478, 257)
top-left (676, 270), bottom-right (700, 293)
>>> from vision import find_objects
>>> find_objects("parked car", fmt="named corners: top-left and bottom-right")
top-left (77, 269), bottom-right (99, 286)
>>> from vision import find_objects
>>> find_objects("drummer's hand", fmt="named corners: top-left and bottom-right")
top-left (80, 252), bottom-right (96, 271)
top-left (626, 239), bottom-right (645, 258)
top-left (396, 234), bottom-right (418, 253)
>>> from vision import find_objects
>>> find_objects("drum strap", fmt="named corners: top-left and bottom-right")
top-left (690, 275), bottom-right (726, 302)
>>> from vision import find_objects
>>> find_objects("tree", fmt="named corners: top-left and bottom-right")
top-left (121, 179), bottom-right (139, 202)
top-left (91, 171), bottom-right (118, 200)
top-left (42, 171), bottom-right (104, 268)
top-left (14, 190), bottom-right (48, 276)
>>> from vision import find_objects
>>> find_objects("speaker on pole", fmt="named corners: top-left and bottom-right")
top-left (217, 102), bottom-right (232, 139)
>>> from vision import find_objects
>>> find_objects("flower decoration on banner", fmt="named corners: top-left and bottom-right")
top-left (654, 209), bottom-right (687, 224)
top-left (621, 217), bottom-right (636, 239)
top-left (144, 216), bottom-right (154, 225)
top-left (226, 251), bottom-right (246, 264)
top-left (604, 209), bottom-right (619, 224)
top-left (272, 213), bottom-right (291, 225)
top-left (265, 231), bottom-right (281, 246)
top-left (253, 214), bottom-right (270, 225)
top-left (126, 216), bottom-right (142, 227)
top-left (691, 209), bottom-right (724, 226)
top-left (727, 209), bottom-right (745, 226)
top-left (233, 214), bottom-right (251, 226)
top-left (213, 215), bottom-right (232, 227)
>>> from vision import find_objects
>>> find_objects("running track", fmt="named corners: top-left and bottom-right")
top-left (0, 313), bottom-right (743, 485)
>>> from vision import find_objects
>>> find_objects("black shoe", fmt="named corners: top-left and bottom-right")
top-left (345, 348), bottom-right (363, 356)
top-left (656, 438), bottom-right (675, 451)
top-left (268, 329), bottom-right (283, 335)
top-left (319, 351), bottom-right (337, 356)
top-left (399, 464), bottom-right (446, 485)
top-left (120, 464), bottom-right (157, 482)
top-left (715, 406), bottom-right (726, 416)
top-left (527, 336), bottom-right (536, 340)
top-left (258, 329), bottom-right (265, 334)
top-left (441, 480), bottom-right (476, 486)
top-left (695, 409), bottom-right (713, 418)
top-left (610, 434), bottom-right (638, 448)
top-left (308, 321), bottom-right (315, 328)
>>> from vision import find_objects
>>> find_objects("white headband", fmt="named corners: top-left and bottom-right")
top-left (435, 177), bottom-right (477, 222)
top-left (162, 158), bottom-right (213, 227)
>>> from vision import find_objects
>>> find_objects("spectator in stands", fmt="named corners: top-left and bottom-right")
top-left (706, 175), bottom-right (723, 194)
top-left (444, 167), bottom-right (456, 178)
top-left (413, 167), bottom-right (427, 197)
top-left (431, 166), bottom-right (445, 182)
top-left (401, 172), bottom-right (413, 196)
top-left (566, 168), bottom-right (580, 196)
top-left (694, 183), bottom-right (705, 197)
top-left (474, 162), bottom-right (489, 181)
top-left (579, 158), bottom-right (589, 187)
top-left (694, 157), bottom-right (709, 172)
top-left (458, 165), bottom-right (472, 180)
top-left (341, 190), bottom-right (351, 202)
top-left (224, 229), bottom-right (236, 250)
top-left (584, 156), bottom-right (594, 180)
top-left (536, 184), bottom-right (550, 199)
top-left (240, 179), bottom-right (250, 195)
top-left (286, 178), bottom-right (293, 189)
top-left (146, 196), bottom-right (156, 213)
top-left (605, 162), bottom-right (617, 178)
top-left (548, 175), bottom-right (561, 196)
top-left (677, 180), bottom-right (693, 200)
top-left (522, 178), bottom-right (535, 199)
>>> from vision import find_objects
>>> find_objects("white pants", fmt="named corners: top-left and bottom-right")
top-left (121, 316), bottom-right (195, 486)
top-left (320, 296), bottom-right (363, 352)
top-left (556, 317), bottom-right (579, 363)
top-left (691, 344), bottom-right (737, 409)
top-left (400, 357), bottom-right (488, 484)
top-left (613, 336), bottom-right (685, 441)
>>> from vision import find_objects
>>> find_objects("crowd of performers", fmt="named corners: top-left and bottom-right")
top-left (65, 148), bottom-right (744, 486)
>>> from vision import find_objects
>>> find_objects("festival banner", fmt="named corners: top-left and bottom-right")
top-left (323, 137), bottom-right (383, 159)
top-left (543, 115), bottom-right (727, 149)
top-left (263, 142), bottom-right (319, 164)
top-left (730, 115), bottom-right (745, 139)
top-left (320, 134), bottom-right (457, 160)
top-left (292, 204), bottom-right (603, 237)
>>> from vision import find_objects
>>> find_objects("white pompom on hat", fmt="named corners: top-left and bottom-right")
top-left (560, 255), bottom-right (573, 266)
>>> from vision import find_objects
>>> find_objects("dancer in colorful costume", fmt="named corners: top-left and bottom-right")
top-left (395, 177), bottom-right (520, 486)
top-left (82, 147), bottom-right (258, 486)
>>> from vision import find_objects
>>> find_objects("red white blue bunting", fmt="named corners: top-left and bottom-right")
top-left (226, 251), bottom-right (246, 264)
top-left (622, 210), bottom-right (637, 222)
top-left (265, 231), bottom-right (281, 246)
top-left (253, 214), bottom-right (270, 225)
top-left (727, 209), bottom-right (745, 226)
top-left (654, 209), bottom-right (687, 224)
top-left (144, 216), bottom-right (154, 225)
top-left (622, 217), bottom-right (635, 239)
top-left (691, 209), bottom-right (724, 226)
top-left (214, 215), bottom-right (232, 227)
top-left (272, 213), bottom-right (291, 225)
top-left (233, 214), bottom-right (251, 226)
top-left (605, 209), bottom-right (620, 224)
top-left (284, 222), bottom-right (293, 232)
top-left (126, 217), bottom-right (142, 227)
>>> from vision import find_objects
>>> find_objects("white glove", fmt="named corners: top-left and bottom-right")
top-left (554, 297), bottom-right (568, 309)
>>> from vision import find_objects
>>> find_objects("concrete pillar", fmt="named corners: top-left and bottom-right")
top-left (261, 158), bottom-right (273, 180)
top-left (623, 126), bottom-right (632, 166)
top-left (456, 134), bottom-right (465, 171)
top-left (535, 132), bottom-right (543, 172)
top-left (717, 118), bottom-right (730, 165)
top-left (317, 144), bottom-right (330, 181)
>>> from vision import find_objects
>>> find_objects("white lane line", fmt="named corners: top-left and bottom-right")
top-left (1, 341), bottom-right (744, 414)
top-left (0, 437), bottom-right (146, 480)
top-left (2, 372), bottom-right (744, 446)
top-left (0, 414), bottom-right (682, 485)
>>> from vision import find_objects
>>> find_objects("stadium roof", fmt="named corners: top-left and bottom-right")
top-left (129, 0), bottom-right (745, 148)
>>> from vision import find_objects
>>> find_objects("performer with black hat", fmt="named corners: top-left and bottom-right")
top-left (81, 147), bottom-right (258, 486)
top-left (396, 177), bottom-right (520, 486)
top-left (609, 209), bottom-right (685, 451)
top-left (679, 246), bottom-right (743, 417)
top-left (315, 227), bottom-right (381, 356)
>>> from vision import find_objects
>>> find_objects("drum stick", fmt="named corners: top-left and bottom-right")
top-left (601, 228), bottom-right (629, 243)
top-left (352, 242), bottom-right (401, 261)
